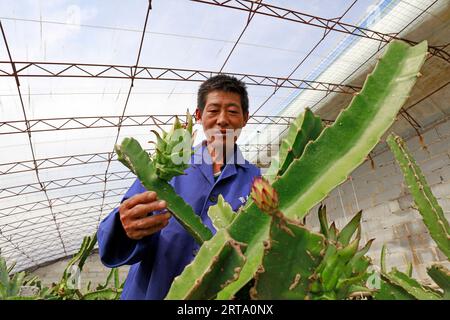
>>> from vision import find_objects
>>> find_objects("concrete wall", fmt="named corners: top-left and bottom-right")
top-left (306, 117), bottom-right (450, 284)
top-left (30, 251), bottom-right (130, 289)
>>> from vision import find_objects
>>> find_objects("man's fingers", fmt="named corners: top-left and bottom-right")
top-left (131, 218), bottom-right (170, 240)
top-left (128, 200), bottom-right (168, 219)
top-left (122, 191), bottom-right (157, 210)
top-left (135, 221), bottom-right (169, 240)
top-left (135, 212), bottom-right (172, 230)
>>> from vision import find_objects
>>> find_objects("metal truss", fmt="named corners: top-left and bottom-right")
top-left (0, 142), bottom-right (282, 178)
top-left (0, 61), bottom-right (361, 94)
top-left (191, 0), bottom-right (450, 63)
top-left (305, 0), bottom-right (442, 140)
top-left (2, 221), bottom-right (99, 249)
top-left (0, 187), bottom-right (127, 218)
top-left (2, 226), bottom-right (97, 261)
top-left (3, 214), bottom-right (104, 241)
top-left (0, 203), bottom-right (116, 234)
top-left (0, 151), bottom-right (119, 176)
top-left (6, 243), bottom-right (82, 272)
top-left (0, 170), bottom-right (134, 200)
top-left (1, 20), bottom-right (68, 256)
top-left (0, 114), bottom-right (297, 136)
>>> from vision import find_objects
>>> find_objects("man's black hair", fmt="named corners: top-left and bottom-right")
top-left (197, 74), bottom-right (249, 114)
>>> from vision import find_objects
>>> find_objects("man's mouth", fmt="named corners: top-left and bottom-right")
top-left (208, 128), bottom-right (239, 144)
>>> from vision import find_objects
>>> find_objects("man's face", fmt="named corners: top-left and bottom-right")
top-left (195, 90), bottom-right (249, 148)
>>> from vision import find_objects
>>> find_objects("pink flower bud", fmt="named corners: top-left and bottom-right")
top-left (250, 177), bottom-right (279, 214)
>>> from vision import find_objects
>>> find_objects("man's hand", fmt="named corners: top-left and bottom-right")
top-left (119, 191), bottom-right (171, 240)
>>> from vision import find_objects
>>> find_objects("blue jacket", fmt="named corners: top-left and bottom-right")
top-left (97, 143), bottom-right (261, 300)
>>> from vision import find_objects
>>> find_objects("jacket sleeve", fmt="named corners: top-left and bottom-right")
top-left (97, 179), bottom-right (158, 267)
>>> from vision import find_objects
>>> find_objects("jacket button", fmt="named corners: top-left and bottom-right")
top-left (209, 195), bottom-right (217, 203)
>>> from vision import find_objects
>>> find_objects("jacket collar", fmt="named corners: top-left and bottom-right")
top-left (191, 141), bottom-right (250, 185)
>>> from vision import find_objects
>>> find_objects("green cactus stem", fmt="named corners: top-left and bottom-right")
top-left (82, 288), bottom-right (122, 300)
top-left (265, 108), bottom-right (323, 182)
top-left (375, 278), bottom-right (416, 300)
top-left (250, 210), bottom-right (325, 300)
top-left (273, 40), bottom-right (428, 220)
top-left (207, 195), bottom-right (237, 230)
top-left (115, 137), bottom-right (212, 244)
top-left (165, 229), bottom-right (246, 300)
top-left (166, 40), bottom-right (428, 300)
top-left (318, 204), bottom-right (329, 238)
top-left (427, 264), bottom-right (450, 300)
top-left (379, 268), bottom-right (442, 300)
top-left (387, 133), bottom-right (450, 259)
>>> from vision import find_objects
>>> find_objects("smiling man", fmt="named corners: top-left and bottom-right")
top-left (97, 75), bottom-right (261, 300)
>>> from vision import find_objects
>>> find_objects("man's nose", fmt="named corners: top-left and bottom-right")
top-left (216, 110), bottom-right (230, 127)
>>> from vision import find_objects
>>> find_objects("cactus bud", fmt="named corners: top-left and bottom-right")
top-left (149, 113), bottom-right (194, 181)
top-left (250, 177), bottom-right (279, 214)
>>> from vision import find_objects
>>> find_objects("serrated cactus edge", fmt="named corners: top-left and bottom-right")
top-left (387, 133), bottom-right (450, 259)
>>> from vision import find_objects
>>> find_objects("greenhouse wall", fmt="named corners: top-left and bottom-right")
top-left (30, 252), bottom-right (130, 289)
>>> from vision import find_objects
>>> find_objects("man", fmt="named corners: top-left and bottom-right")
top-left (97, 75), bottom-right (261, 299)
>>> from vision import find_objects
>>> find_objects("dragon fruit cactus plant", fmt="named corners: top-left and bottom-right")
top-left (373, 134), bottom-right (450, 300)
top-left (115, 40), bottom-right (430, 299)
top-left (115, 112), bottom-right (212, 244)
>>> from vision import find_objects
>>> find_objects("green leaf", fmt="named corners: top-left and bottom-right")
top-left (337, 210), bottom-right (362, 246)
top-left (318, 205), bottom-right (329, 238)
top-left (406, 262), bottom-right (413, 278)
top-left (97, 267), bottom-right (115, 290)
top-left (328, 223), bottom-right (337, 242)
top-left (207, 195), bottom-right (237, 230)
top-left (114, 268), bottom-right (120, 289)
top-left (8, 271), bottom-right (26, 296)
top-left (0, 255), bottom-right (9, 290)
top-left (381, 244), bottom-right (387, 273)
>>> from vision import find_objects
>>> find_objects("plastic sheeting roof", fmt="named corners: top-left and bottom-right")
top-left (0, 0), bottom-right (443, 271)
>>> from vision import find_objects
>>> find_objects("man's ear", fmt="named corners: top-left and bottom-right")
top-left (195, 108), bottom-right (202, 123)
top-left (243, 112), bottom-right (249, 126)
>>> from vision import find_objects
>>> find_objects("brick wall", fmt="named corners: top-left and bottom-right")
top-left (306, 118), bottom-right (450, 283)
